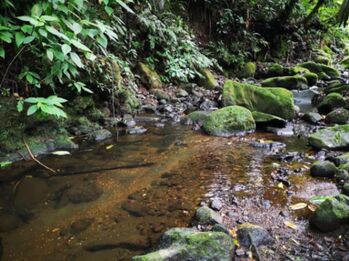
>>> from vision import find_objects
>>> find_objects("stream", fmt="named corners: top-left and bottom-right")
top-left (0, 91), bottom-right (344, 260)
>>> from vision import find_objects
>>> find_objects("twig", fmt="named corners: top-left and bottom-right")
top-left (23, 138), bottom-right (57, 174)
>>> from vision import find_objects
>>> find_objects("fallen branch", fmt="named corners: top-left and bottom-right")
top-left (23, 139), bottom-right (57, 174)
top-left (53, 162), bottom-right (154, 177)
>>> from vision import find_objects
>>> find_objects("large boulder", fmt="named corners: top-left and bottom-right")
top-left (317, 93), bottom-right (346, 114)
top-left (266, 63), bottom-right (290, 77)
top-left (203, 106), bottom-right (256, 137)
top-left (290, 66), bottom-right (318, 86)
top-left (261, 75), bottom-right (308, 90)
top-left (132, 228), bottom-right (235, 261)
top-left (325, 108), bottom-right (349, 125)
top-left (223, 80), bottom-right (295, 120)
top-left (240, 62), bottom-right (257, 78)
top-left (310, 194), bottom-right (349, 232)
top-left (310, 161), bottom-right (337, 178)
top-left (138, 62), bottom-right (162, 89)
top-left (299, 62), bottom-right (340, 79)
top-left (309, 125), bottom-right (349, 150)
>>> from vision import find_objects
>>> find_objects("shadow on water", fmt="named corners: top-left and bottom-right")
top-left (0, 123), bottom-right (338, 261)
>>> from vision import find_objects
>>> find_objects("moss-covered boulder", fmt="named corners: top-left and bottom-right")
top-left (325, 108), bottom-right (349, 125)
top-left (252, 111), bottom-right (286, 128)
top-left (309, 125), bottom-right (349, 150)
top-left (266, 63), bottom-right (290, 77)
top-left (313, 50), bottom-right (332, 65)
top-left (223, 80), bottom-right (295, 120)
top-left (185, 111), bottom-right (209, 125)
top-left (290, 66), bottom-right (318, 86)
top-left (310, 161), bottom-right (337, 178)
top-left (310, 194), bottom-right (349, 232)
top-left (132, 228), bottom-right (235, 261)
top-left (325, 83), bottom-right (349, 95)
top-left (203, 106), bottom-right (256, 137)
top-left (261, 75), bottom-right (308, 90)
top-left (317, 93), bottom-right (346, 114)
top-left (138, 62), bottom-right (162, 89)
top-left (299, 62), bottom-right (340, 79)
top-left (240, 62), bottom-right (257, 78)
top-left (198, 68), bottom-right (218, 89)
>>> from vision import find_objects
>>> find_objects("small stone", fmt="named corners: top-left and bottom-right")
top-left (71, 218), bottom-right (93, 234)
top-left (237, 223), bottom-right (274, 247)
top-left (310, 161), bottom-right (337, 178)
top-left (89, 129), bottom-right (112, 142)
top-left (210, 198), bottom-right (223, 211)
top-left (195, 206), bottom-right (223, 225)
top-left (303, 112), bottom-right (322, 124)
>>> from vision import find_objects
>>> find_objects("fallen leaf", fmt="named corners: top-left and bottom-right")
top-left (290, 202), bottom-right (307, 210)
top-left (106, 145), bottom-right (114, 150)
top-left (51, 151), bottom-right (70, 156)
top-left (52, 228), bottom-right (60, 233)
top-left (308, 204), bottom-right (317, 212)
top-left (284, 220), bottom-right (298, 230)
top-left (277, 182), bottom-right (284, 189)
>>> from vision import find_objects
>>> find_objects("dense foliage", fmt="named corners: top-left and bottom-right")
top-left (1, 0), bottom-right (349, 118)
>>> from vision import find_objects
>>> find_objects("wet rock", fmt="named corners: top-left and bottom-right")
top-left (14, 177), bottom-right (49, 211)
top-left (203, 106), bottom-right (256, 137)
top-left (310, 194), bottom-right (349, 232)
top-left (309, 125), bottom-right (349, 150)
top-left (300, 61), bottom-right (340, 79)
top-left (343, 183), bottom-right (349, 196)
top-left (195, 206), bottom-right (223, 225)
top-left (237, 223), bottom-right (274, 247)
top-left (67, 182), bottom-right (103, 204)
top-left (89, 129), bottom-right (112, 142)
top-left (0, 214), bottom-right (22, 232)
top-left (318, 93), bottom-right (346, 114)
top-left (176, 89), bottom-right (189, 97)
top-left (132, 228), bottom-right (234, 261)
top-left (325, 108), bottom-right (349, 125)
top-left (261, 75), bottom-right (308, 90)
top-left (223, 80), bottom-right (295, 120)
top-left (199, 99), bottom-right (218, 111)
top-left (212, 224), bottom-right (231, 235)
top-left (121, 201), bottom-right (148, 217)
top-left (210, 198), bottom-right (223, 211)
top-left (71, 218), bottom-right (93, 234)
top-left (310, 161), bottom-right (337, 178)
top-left (128, 126), bottom-right (147, 135)
top-left (185, 111), bottom-right (209, 125)
top-left (252, 111), bottom-right (287, 128)
top-left (303, 112), bottom-right (322, 124)
top-left (152, 89), bottom-right (170, 101)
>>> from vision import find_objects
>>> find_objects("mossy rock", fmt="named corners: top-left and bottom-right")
top-left (310, 161), bottom-right (337, 178)
top-left (252, 111), bottom-right (286, 128)
top-left (138, 62), bottom-right (162, 89)
top-left (309, 124), bottom-right (349, 150)
top-left (239, 62), bottom-right (257, 78)
top-left (317, 93), bottom-right (346, 114)
top-left (132, 228), bottom-right (235, 261)
top-left (198, 68), bottom-right (218, 89)
top-left (261, 75), bottom-right (308, 90)
top-left (310, 194), bottom-right (349, 232)
top-left (266, 63), bottom-right (289, 77)
top-left (299, 61), bottom-right (340, 79)
top-left (325, 83), bottom-right (349, 95)
top-left (203, 106), bottom-right (256, 137)
top-left (325, 108), bottom-right (349, 125)
top-left (152, 89), bottom-right (170, 101)
top-left (186, 111), bottom-right (209, 125)
top-left (223, 80), bottom-right (295, 120)
top-left (289, 66), bottom-right (318, 86)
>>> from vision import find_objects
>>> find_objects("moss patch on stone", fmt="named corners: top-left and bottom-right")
top-left (198, 68), bottom-right (218, 89)
top-left (299, 61), bottom-right (340, 79)
top-left (203, 106), bottom-right (256, 137)
top-left (317, 93), bottom-right (346, 114)
top-left (239, 62), bottom-right (257, 78)
top-left (139, 62), bottom-right (162, 89)
top-left (223, 80), bottom-right (295, 120)
top-left (261, 75), bottom-right (308, 90)
top-left (309, 124), bottom-right (349, 150)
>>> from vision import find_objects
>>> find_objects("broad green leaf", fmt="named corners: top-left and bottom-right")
top-left (38, 28), bottom-right (48, 37)
top-left (16, 31), bottom-right (26, 46)
top-left (0, 32), bottom-right (12, 43)
top-left (27, 104), bottom-right (38, 115)
top-left (31, 4), bottom-right (43, 17)
top-left (0, 161), bottom-right (12, 168)
top-left (115, 0), bottom-right (134, 14)
top-left (46, 26), bottom-right (69, 41)
top-left (41, 15), bottom-right (59, 22)
top-left (61, 44), bottom-right (71, 55)
top-left (70, 52), bottom-right (84, 68)
top-left (24, 97), bottom-right (39, 103)
top-left (21, 25), bottom-right (33, 33)
top-left (71, 39), bottom-right (91, 52)
top-left (97, 34), bottom-right (108, 48)
top-left (46, 49), bottom-right (54, 61)
top-left (23, 36), bottom-right (35, 44)
top-left (105, 6), bottom-right (113, 16)
top-left (17, 100), bottom-right (24, 112)
top-left (0, 47), bottom-right (5, 58)
top-left (17, 16), bottom-right (43, 27)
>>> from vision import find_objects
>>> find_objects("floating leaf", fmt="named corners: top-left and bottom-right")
top-left (290, 203), bottom-right (307, 210)
top-left (284, 220), bottom-right (298, 230)
top-left (52, 150), bottom-right (70, 155)
top-left (106, 145), bottom-right (114, 150)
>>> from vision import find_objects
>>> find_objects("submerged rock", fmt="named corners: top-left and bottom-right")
top-left (71, 218), bottom-right (93, 234)
top-left (237, 223), bottom-right (274, 247)
top-left (195, 206), bottom-right (223, 225)
top-left (0, 214), bottom-right (22, 232)
top-left (310, 161), bottom-right (337, 178)
top-left (203, 106), bottom-right (256, 137)
top-left (252, 111), bottom-right (287, 128)
top-left (310, 194), bottom-right (349, 232)
top-left (325, 108), bottom-right (349, 125)
top-left (261, 75), bottom-right (308, 90)
top-left (317, 93), bottom-right (346, 114)
top-left (309, 125), bottom-right (349, 150)
top-left (132, 228), bottom-right (235, 261)
top-left (223, 80), bottom-right (295, 120)
top-left (67, 182), bottom-right (103, 204)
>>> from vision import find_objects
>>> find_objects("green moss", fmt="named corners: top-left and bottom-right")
top-left (317, 93), bottom-right (346, 114)
top-left (261, 75), bottom-right (308, 90)
top-left (299, 61), bottom-right (340, 79)
top-left (152, 89), bottom-right (170, 101)
top-left (267, 63), bottom-right (288, 77)
top-left (341, 57), bottom-right (349, 69)
top-left (139, 62), bottom-right (162, 89)
top-left (326, 84), bottom-right (349, 94)
top-left (239, 62), bottom-right (257, 78)
top-left (203, 106), bottom-right (255, 137)
top-left (309, 124), bottom-right (349, 150)
top-left (223, 80), bottom-right (295, 120)
top-left (325, 108), bottom-right (349, 125)
top-left (252, 111), bottom-right (286, 127)
top-left (187, 111), bottom-right (209, 125)
top-left (198, 68), bottom-right (218, 89)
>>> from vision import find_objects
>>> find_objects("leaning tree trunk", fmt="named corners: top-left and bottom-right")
top-left (304, 0), bottom-right (326, 26)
